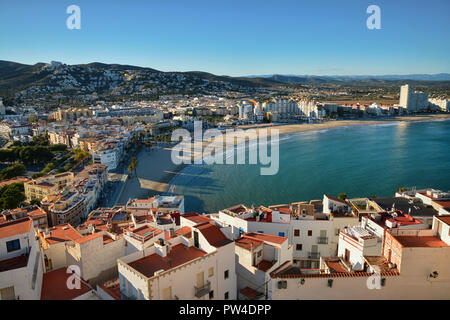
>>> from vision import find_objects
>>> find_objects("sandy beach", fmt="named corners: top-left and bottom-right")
top-left (115, 146), bottom-right (186, 204)
top-left (115, 114), bottom-right (450, 203)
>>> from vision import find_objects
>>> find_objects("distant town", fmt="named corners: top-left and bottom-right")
top-left (0, 60), bottom-right (449, 301)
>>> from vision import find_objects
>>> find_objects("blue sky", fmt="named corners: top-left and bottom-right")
top-left (0, 0), bottom-right (449, 76)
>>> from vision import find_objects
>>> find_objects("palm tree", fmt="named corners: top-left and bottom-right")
top-left (129, 157), bottom-right (138, 178)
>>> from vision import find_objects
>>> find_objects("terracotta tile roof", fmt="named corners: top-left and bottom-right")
top-left (271, 265), bottom-right (400, 279)
top-left (235, 237), bottom-right (263, 251)
top-left (325, 194), bottom-right (349, 205)
top-left (240, 287), bottom-right (264, 299)
top-left (39, 224), bottom-right (83, 247)
top-left (436, 215), bottom-right (450, 225)
top-left (182, 212), bottom-right (212, 225)
top-left (41, 267), bottom-right (92, 300)
top-left (98, 277), bottom-right (121, 300)
top-left (433, 200), bottom-right (450, 209)
top-left (244, 232), bottom-right (287, 245)
top-left (195, 222), bottom-right (233, 248)
top-left (27, 207), bottom-right (46, 218)
top-left (0, 217), bottom-right (32, 239)
top-left (278, 207), bottom-right (291, 214)
top-left (127, 243), bottom-right (207, 278)
top-left (74, 233), bottom-right (103, 244)
top-left (394, 235), bottom-right (449, 248)
top-left (256, 260), bottom-right (274, 272)
top-left (325, 260), bottom-right (348, 273)
top-left (175, 226), bottom-right (192, 238)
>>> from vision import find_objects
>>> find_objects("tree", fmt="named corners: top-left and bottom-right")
top-left (29, 198), bottom-right (41, 206)
top-left (338, 193), bottom-right (347, 200)
top-left (29, 114), bottom-right (38, 123)
top-left (0, 163), bottom-right (26, 180)
top-left (128, 157), bottom-right (138, 178)
top-left (0, 183), bottom-right (25, 210)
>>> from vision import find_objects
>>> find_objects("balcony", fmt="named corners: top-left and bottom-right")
top-left (194, 280), bottom-right (211, 298)
top-left (308, 252), bottom-right (320, 259)
top-left (317, 237), bottom-right (328, 244)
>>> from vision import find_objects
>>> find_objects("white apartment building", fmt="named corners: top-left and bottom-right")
top-left (126, 195), bottom-right (185, 214)
top-left (399, 84), bottom-right (429, 112)
top-left (270, 226), bottom-right (450, 299)
top-left (210, 195), bottom-right (359, 269)
top-left (0, 217), bottom-right (43, 300)
top-left (428, 97), bottom-right (449, 112)
top-left (93, 147), bottom-right (120, 171)
top-left (235, 232), bottom-right (292, 300)
top-left (118, 222), bottom-right (236, 300)
top-left (297, 100), bottom-right (324, 119)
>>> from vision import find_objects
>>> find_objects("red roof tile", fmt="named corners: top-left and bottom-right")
top-left (182, 212), bottom-right (212, 225)
top-left (128, 243), bottom-right (207, 278)
top-left (74, 233), bottom-right (103, 244)
top-left (41, 267), bottom-right (92, 300)
top-left (394, 235), bottom-right (449, 248)
top-left (0, 217), bottom-right (32, 239)
top-left (40, 224), bottom-right (83, 246)
top-left (235, 237), bottom-right (263, 251)
top-left (240, 287), bottom-right (264, 299)
top-left (196, 222), bottom-right (232, 248)
top-left (244, 232), bottom-right (287, 245)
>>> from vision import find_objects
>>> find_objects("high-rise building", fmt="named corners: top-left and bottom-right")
top-left (399, 85), bottom-right (429, 112)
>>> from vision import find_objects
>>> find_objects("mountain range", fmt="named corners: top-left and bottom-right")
top-left (1, 60), bottom-right (449, 102)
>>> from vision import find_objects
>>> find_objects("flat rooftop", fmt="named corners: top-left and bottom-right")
top-left (394, 235), bottom-right (449, 248)
top-left (244, 232), bottom-right (287, 245)
top-left (182, 212), bottom-right (212, 225)
top-left (127, 243), bottom-right (207, 278)
top-left (41, 267), bottom-right (91, 300)
top-left (373, 197), bottom-right (438, 217)
top-left (0, 217), bottom-right (31, 239)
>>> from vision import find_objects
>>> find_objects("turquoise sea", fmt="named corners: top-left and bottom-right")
top-left (167, 119), bottom-right (450, 213)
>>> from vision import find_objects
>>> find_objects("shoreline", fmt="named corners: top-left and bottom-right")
top-left (116, 114), bottom-right (450, 202)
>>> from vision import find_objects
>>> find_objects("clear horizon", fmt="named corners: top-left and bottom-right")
top-left (1, 0), bottom-right (449, 76)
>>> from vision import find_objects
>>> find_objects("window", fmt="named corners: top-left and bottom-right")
top-left (294, 229), bottom-right (300, 237)
top-left (6, 239), bottom-right (20, 253)
top-left (224, 292), bottom-right (229, 300)
top-left (209, 290), bottom-right (214, 299)
top-left (335, 228), bottom-right (340, 236)
top-left (308, 230), bottom-right (312, 236)
top-left (208, 267), bottom-right (214, 277)
top-left (278, 232), bottom-right (285, 237)
top-left (224, 270), bottom-right (229, 279)
top-left (257, 230), bottom-right (264, 234)
top-left (296, 244), bottom-right (302, 251)
top-left (257, 251), bottom-right (262, 257)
